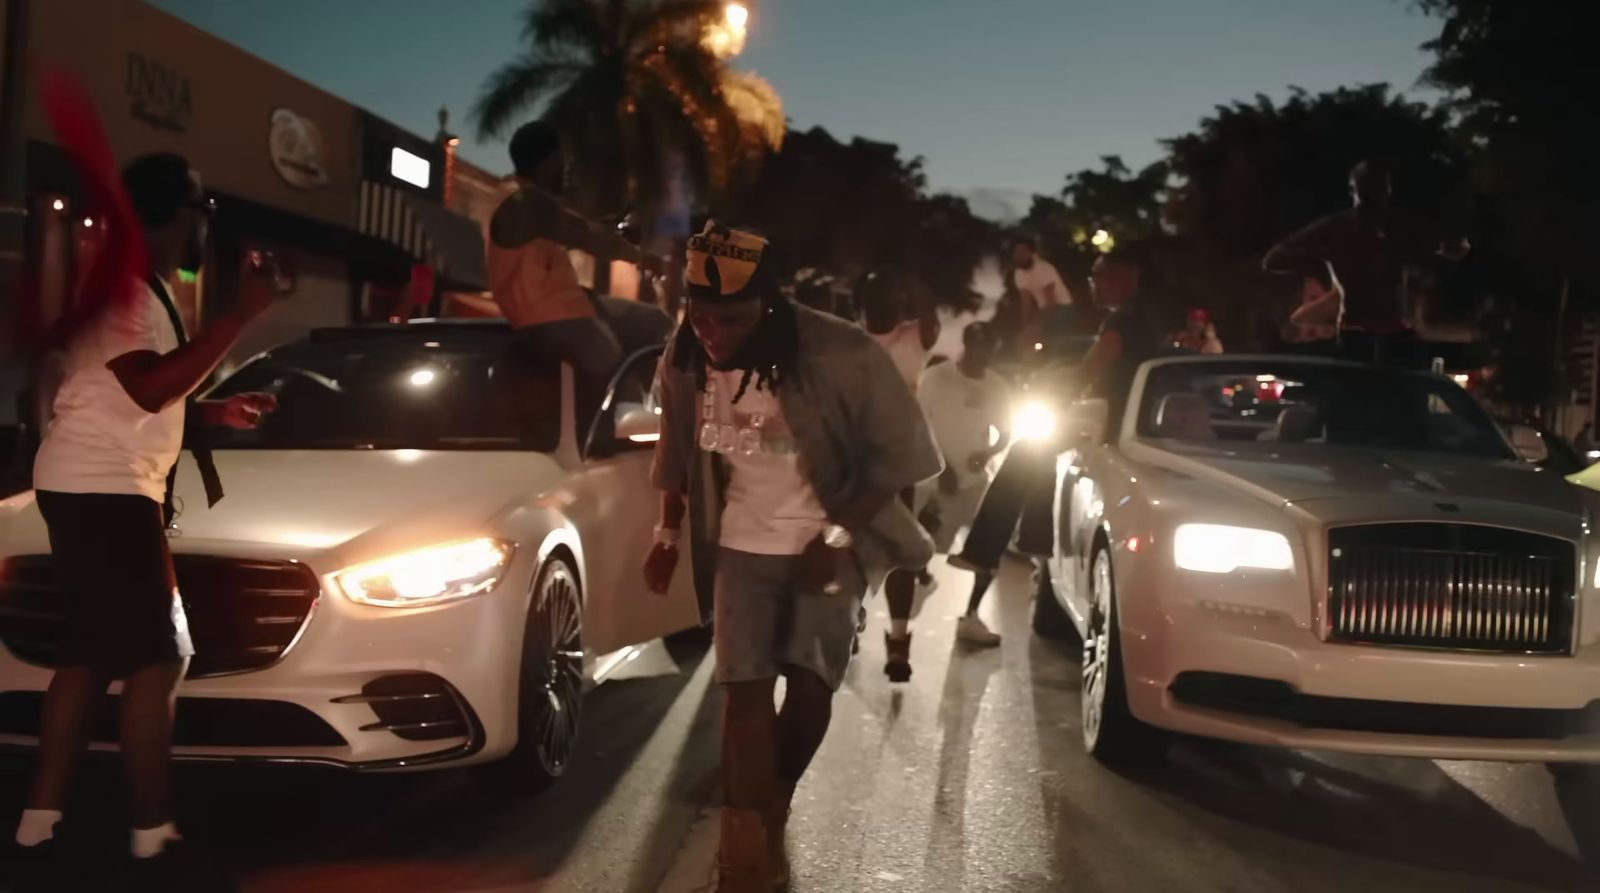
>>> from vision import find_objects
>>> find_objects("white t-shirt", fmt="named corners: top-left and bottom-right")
top-left (34, 279), bottom-right (186, 503)
top-left (917, 361), bottom-right (1012, 490)
top-left (708, 369), bottom-right (828, 555)
top-left (1014, 259), bottom-right (1073, 310)
top-left (869, 321), bottom-right (930, 394)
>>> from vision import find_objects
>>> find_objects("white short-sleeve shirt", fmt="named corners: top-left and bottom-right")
top-left (917, 361), bottom-right (1012, 490)
top-left (34, 279), bottom-right (186, 503)
top-left (707, 369), bottom-right (828, 556)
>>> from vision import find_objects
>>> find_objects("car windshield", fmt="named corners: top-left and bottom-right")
top-left (1134, 359), bottom-right (1513, 460)
top-left (207, 328), bottom-right (562, 451)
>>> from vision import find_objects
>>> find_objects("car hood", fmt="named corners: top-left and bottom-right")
top-left (1130, 440), bottom-right (1591, 532)
top-left (0, 450), bottom-right (569, 566)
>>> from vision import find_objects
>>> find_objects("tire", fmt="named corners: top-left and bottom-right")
top-left (1031, 559), bottom-right (1076, 640)
top-left (1081, 546), bottom-right (1163, 764)
top-left (507, 556), bottom-right (586, 788)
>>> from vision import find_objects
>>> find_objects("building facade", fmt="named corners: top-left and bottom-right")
top-left (0, 0), bottom-right (486, 486)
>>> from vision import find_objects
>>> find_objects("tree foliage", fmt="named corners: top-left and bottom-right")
top-left (471, 0), bottom-right (782, 222)
top-left (728, 127), bottom-right (997, 310)
top-left (1163, 84), bottom-right (1466, 260)
top-left (1018, 155), bottom-right (1169, 297)
top-left (1418, 0), bottom-right (1597, 296)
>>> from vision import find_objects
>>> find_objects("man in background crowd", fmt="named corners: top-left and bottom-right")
top-left (857, 270), bottom-right (940, 682)
top-left (917, 322), bottom-right (1011, 646)
top-left (1175, 308), bottom-right (1225, 353)
top-left (1263, 160), bottom-right (1468, 367)
top-left (954, 245), bottom-right (1171, 588)
top-left (1010, 235), bottom-right (1074, 362)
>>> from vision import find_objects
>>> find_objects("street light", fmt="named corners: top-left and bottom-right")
top-left (705, 1), bottom-right (749, 58)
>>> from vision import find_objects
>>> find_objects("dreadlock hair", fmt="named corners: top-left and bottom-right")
top-left (854, 269), bottom-right (902, 334)
top-left (671, 269), bottom-right (801, 404)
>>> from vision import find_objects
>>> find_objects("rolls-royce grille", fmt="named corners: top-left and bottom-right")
top-left (1328, 524), bottom-right (1576, 654)
top-left (0, 555), bottom-right (319, 678)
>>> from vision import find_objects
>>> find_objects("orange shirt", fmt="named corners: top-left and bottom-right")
top-left (486, 191), bottom-right (595, 328)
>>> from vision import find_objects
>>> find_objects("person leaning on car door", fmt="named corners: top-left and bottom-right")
top-left (951, 244), bottom-right (1174, 589)
top-left (7, 154), bottom-right (281, 887)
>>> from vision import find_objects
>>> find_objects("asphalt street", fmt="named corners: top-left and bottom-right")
top-left (4, 559), bottom-right (1599, 892)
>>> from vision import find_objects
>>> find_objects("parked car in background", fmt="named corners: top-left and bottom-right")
top-left (0, 320), bottom-right (698, 785)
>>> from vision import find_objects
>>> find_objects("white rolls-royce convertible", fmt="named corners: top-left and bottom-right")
top-left (1031, 354), bottom-right (1600, 764)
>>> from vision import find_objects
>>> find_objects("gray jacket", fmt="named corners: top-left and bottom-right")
top-left (651, 304), bottom-right (943, 619)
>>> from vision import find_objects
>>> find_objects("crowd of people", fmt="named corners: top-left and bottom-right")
top-left (4, 117), bottom-right (1462, 893)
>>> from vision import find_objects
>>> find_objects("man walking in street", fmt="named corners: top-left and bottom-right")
top-left (954, 246), bottom-right (1171, 591)
top-left (856, 270), bottom-right (940, 682)
top-left (7, 153), bottom-right (279, 888)
top-left (488, 121), bottom-right (626, 435)
top-left (917, 322), bottom-right (1011, 646)
top-left (644, 223), bottom-right (940, 891)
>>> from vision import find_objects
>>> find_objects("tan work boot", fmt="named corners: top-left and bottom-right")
top-left (717, 807), bottom-right (770, 893)
top-left (768, 781), bottom-right (797, 890)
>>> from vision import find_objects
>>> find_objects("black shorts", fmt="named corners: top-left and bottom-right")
top-left (36, 491), bottom-right (194, 677)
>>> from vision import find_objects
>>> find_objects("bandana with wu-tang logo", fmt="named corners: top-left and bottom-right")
top-left (685, 221), bottom-right (770, 303)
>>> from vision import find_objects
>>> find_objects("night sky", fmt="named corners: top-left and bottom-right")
top-left (147, 0), bottom-right (1439, 219)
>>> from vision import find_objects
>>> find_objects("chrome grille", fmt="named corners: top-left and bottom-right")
top-left (0, 555), bottom-right (319, 677)
top-left (1328, 525), bottom-right (1575, 654)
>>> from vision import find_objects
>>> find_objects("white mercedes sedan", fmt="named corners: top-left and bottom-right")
top-left (1033, 354), bottom-right (1600, 764)
top-left (0, 320), bottom-right (701, 782)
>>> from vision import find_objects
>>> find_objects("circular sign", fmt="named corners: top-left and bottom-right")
top-left (269, 108), bottom-right (330, 189)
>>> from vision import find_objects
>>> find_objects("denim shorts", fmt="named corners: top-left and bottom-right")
top-left (713, 548), bottom-right (864, 691)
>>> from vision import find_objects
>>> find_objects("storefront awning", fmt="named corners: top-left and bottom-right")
top-left (359, 181), bottom-right (487, 292)
top-left (210, 191), bottom-right (411, 276)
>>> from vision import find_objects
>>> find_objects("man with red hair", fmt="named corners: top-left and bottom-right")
top-left (8, 154), bottom-right (278, 887)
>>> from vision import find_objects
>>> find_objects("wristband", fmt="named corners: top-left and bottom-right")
top-left (653, 526), bottom-right (682, 549)
top-left (822, 524), bottom-right (853, 550)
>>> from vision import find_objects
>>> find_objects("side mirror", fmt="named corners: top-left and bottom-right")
top-left (615, 403), bottom-right (662, 444)
top-left (1065, 398), bottom-right (1109, 446)
top-left (1508, 424), bottom-right (1548, 465)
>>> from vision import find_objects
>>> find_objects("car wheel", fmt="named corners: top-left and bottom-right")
top-left (510, 556), bottom-right (585, 787)
top-left (1082, 547), bottom-right (1161, 763)
top-left (1031, 559), bottom-right (1076, 640)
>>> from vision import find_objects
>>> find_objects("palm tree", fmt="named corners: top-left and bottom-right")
top-left (472, 0), bottom-right (778, 225)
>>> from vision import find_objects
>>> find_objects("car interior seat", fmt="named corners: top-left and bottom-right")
top-left (1155, 393), bottom-right (1216, 441)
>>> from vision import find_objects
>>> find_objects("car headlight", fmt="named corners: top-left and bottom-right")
top-left (335, 538), bottom-right (514, 608)
top-left (1012, 401), bottom-right (1058, 442)
top-left (1173, 524), bottom-right (1293, 574)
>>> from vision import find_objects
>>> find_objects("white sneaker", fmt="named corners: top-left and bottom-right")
top-left (956, 614), bottom-right (1002, 647)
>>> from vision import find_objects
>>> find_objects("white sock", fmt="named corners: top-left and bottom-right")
top-left (131, 822), bottom-right (181, 859)
top-left (15, 809), bottom-right (62, 847)
top-left (890, 618), bottom-right (909, 637)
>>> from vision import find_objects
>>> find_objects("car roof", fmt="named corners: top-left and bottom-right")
top-left (292, 318), bottom-right (513, 347)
